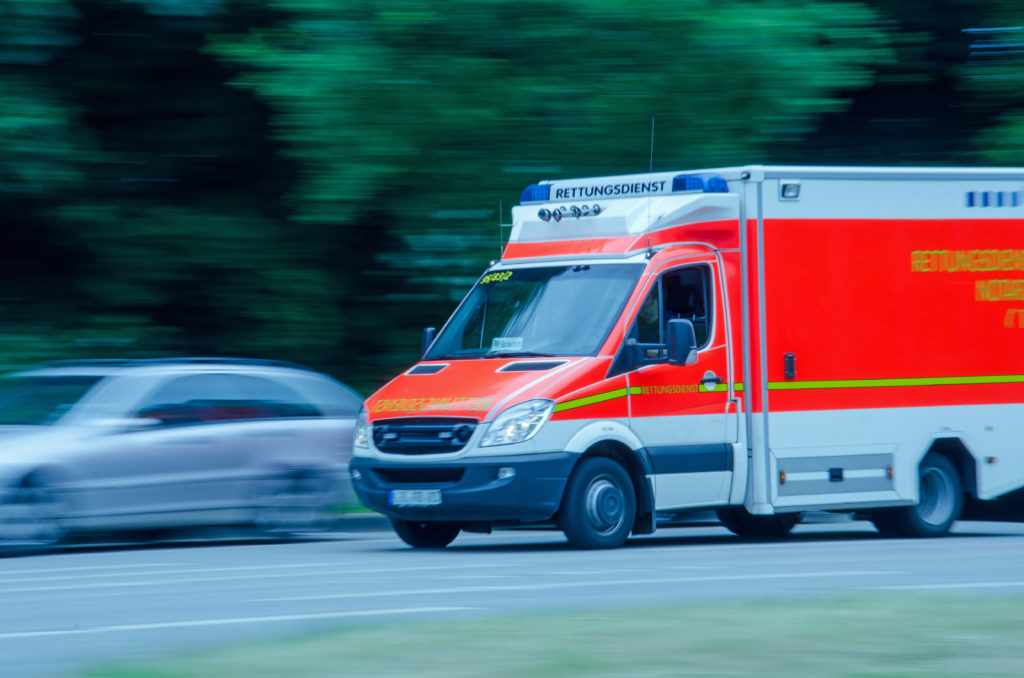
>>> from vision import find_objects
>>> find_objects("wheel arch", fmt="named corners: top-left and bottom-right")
top-left (570, 439), bottom-right (655, 535)
top-left (923, 437), bottom-right (977, 499)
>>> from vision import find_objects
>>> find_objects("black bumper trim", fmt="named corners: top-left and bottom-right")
top-left (350, 452), bottom-right (576, 524)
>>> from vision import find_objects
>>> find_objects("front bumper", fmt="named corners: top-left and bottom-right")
top-left (349, 452), bottom-right (576, 524)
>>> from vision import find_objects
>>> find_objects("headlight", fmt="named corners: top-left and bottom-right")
top-left (480, 399), bottom-right (554, 447)
top-left (354, 407), bottom-right (370, 449)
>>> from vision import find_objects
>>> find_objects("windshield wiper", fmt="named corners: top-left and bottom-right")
top-left (483, 351), bottom-right (558, 358)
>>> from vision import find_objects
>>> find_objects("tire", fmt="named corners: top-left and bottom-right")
top-left (874, 453), bottom-right (962, 538)
top-left (253, 470), bottom-right (335, 537)
top-left (391, 519), bottom-right (461, 548)
top-left (559, 457), bottom-right (636, 549)
top-left (715, 507), bottom-right (800, 538)
top-left (0, 476), bottom-right (68, 551)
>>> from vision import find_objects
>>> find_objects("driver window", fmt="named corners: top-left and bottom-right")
top-left (635, 265), bottom-right (712, 348)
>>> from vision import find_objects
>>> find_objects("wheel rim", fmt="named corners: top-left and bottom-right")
top-left (255, 476), bottom-right (327, 534)
top-left (584, 476), bottom-right (626, 535)
top-left (918, 466), bottom-right (955, 526)
top-left (0, 486), bottom-right (65, 546)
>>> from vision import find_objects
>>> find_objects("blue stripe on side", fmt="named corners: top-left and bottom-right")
top-left (646, 444), bottom-right (732, 474)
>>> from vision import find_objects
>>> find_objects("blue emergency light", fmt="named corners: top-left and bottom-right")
top-left (671, 173), bottom-right (729, 193)
top-left (520, 184), bottom-right (552, 203)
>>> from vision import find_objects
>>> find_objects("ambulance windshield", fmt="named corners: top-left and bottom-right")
top-left (426, 263), bottom-right (644, 359)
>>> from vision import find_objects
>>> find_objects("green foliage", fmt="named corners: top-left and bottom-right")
top-left (0, 0), bottom-right (1013, 392)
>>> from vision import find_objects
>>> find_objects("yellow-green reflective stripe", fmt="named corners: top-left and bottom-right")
top-left (766, 375), bottom-right (1024, 390)
top-left (555, 375), bottom-right (1020, 411)
top-left (554, 387), bottom-right (642, 413)
top-left (698, 382), bottom-right (744, 393)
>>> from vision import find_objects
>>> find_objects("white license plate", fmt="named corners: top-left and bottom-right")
top-left (388, 489), bottom-right (442, 507)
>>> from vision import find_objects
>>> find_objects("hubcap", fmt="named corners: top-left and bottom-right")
top-left (918, 467), bottom-right (954, 526)
top-left (585, 477), bottom-right (625, 535)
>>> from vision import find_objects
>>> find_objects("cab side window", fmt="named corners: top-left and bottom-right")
top-left (635, 265), bottom-right (712, 348)
top-left (661, 266), bottom-right (711, 347)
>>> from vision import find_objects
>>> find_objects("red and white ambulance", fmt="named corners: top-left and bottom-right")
top-left (350, 166), bottom-right (1024, 548)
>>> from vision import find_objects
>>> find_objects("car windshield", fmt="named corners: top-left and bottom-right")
top-left (0, 376), bottom-right (103, 425)
top-left (426, 263), bottom-right (644, 359)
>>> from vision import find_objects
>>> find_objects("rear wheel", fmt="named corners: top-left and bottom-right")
top-left (872, 453), bottom-right (962, 538)
top-left (715, 507), bottom-right (800, 538)
top-left (560, 457), bottom-right (636, 549)
top-left (254, 470), bottom-right (335, 537)
top-left (391, 519), bottom-right (461, 548)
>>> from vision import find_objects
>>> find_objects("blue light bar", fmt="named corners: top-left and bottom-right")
top-left (671, 173), bottom-right (729, 193)
top-left (520, 183), bottom-right (551, 203)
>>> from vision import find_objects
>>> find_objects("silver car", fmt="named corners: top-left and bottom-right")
top-left (0, 358), bottom-right (362, 549)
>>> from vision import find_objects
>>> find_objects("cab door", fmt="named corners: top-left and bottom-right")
top-left (626, 258), bottom-right (734, 509)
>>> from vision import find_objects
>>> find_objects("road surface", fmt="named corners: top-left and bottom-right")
top-left (3, 519), bottom-right (1024, 677)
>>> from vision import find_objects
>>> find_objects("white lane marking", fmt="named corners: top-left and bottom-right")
top-left (0, 561), bottom-right (512, 594)
top-left (0, 563), bottom-right (185, 576)
top-left (0, 607), bottom-right (474, 640)
top-left (265, 570), bottom-right (898, 601)
top-left (0, 562), bottom-right (505, 586)
top-left (867, 581), bottom-right (1024, 591)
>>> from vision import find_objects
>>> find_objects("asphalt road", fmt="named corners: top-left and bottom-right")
top-left (4, 518), bottom-right (1024, 678)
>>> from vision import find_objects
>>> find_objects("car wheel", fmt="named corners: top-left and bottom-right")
top-left (390, 519), bottom-right (461, 548)
top-left (0, 476), bottom-right (68, 550)
top-left (715, 507), bottom-right (800, 538)
top-left (559, 457), bottom-right (636, 549)
top-left (253, 470), bottom-right (334, 537)
top-left (874, 453), bottom-right (962, 538)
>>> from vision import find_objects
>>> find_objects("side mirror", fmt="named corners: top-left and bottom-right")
top-left (421, 326), bottom-right (437, 358)
top-left (667, 319), bottom-right (698, 366)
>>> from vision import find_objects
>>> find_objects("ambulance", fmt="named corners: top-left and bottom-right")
top-left (349, 166), bottom-right (1024, 549)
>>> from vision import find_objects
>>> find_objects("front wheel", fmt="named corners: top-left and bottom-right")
top-left (0, 478), bottom-right (68, 551)
top-left (391, 519), bottom-right (461, 548)
top-left (559, 457), bottom-right (636, 549)
top-left (872, 453), bottom-right (962, 538)
top-left (715, 507), bottom-right (800, 538)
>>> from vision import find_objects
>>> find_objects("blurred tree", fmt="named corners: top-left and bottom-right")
top-left (210, 0), bottom-right (895, 388)
top-left (14, 0), bottom-right (1020, 394)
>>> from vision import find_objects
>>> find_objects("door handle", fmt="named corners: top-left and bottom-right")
top-left (699, 371), bottom-right (725, 386)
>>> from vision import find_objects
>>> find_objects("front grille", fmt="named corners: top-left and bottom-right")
top-left (372, 417), bottom-right (477, 455)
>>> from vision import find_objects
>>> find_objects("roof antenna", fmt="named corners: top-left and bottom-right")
top-left (646, 115), bottom-right (656, 255)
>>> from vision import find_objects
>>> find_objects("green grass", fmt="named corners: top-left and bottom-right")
top-left (82, 594), bottom-right (1024, 678)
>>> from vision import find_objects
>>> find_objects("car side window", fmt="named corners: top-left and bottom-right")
top-left (135, 374), bottom-right (322, 426)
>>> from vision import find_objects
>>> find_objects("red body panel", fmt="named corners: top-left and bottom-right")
top-left (757, 218), bottom-right (1024, 411)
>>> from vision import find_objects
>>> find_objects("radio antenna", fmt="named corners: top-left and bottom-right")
top-left (647, 115), bottom-right (655, 237)
top-left (649, 115), bottom-right (656, 175)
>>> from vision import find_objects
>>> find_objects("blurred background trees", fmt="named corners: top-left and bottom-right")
top-left (0, 0), bottom-right (1020, 393)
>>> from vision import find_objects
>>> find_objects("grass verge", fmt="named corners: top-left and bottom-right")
top-left (83, 594), bottom-right (1024, 678)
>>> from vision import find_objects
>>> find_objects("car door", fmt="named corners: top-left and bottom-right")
top-left (627, 259), bottom-right (734, 509)
top-left (75, 373), bottom-right (254, 524)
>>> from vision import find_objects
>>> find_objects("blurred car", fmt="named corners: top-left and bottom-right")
top-left (0, 358), bottom-right (362, 549)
